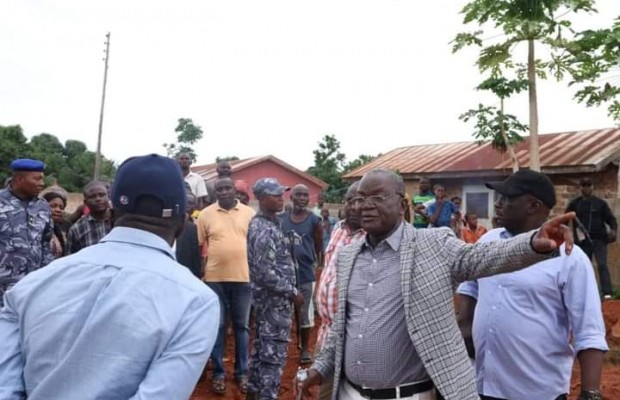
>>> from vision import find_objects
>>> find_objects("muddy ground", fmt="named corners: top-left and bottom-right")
top-left (192, 300), bottom-right (620, 400)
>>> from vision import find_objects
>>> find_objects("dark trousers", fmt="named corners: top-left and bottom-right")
top-left (480, 395), bottom-right (567, 400)
top-left (206, 282), bottom-right (252, 379)
top-left (579, 239), bottom-right (613, 295)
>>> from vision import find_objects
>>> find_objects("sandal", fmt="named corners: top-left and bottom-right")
top-left (237, 376), bottom-right (249, 394)
top-left (212, 377), bottom-right (226, 394)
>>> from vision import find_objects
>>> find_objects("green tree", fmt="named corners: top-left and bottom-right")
top-left (307, 135), bottom-right (347, 203)
top-left (0, 125), bottom-right (116, 192)
top-left (0, 125), bottom-right (30, 181)
top-left (46, 139), bottom-right (115, 192)
top-left (568, 17), bottom-right (620, 122)
top-left (307, 135), bottom-right (376, 202)
top-left (28, 133), bottom-right (68, 186)
top-left (344, 154), bottom-right (376, 173)
top-left (453, 0), bottom-right (597, 171)
top-left (163, 118), bottom-right (204, 162)
top-left (460, 76), bottom-right (528, 172)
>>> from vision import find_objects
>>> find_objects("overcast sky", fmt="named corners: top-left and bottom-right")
top-left (1, 1), bottom-right (619, 170)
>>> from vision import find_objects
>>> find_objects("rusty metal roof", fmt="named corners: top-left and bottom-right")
top-left (343, 128), bottom-right (620, 179)
top-left (191, 155), bottom-right (328, 189)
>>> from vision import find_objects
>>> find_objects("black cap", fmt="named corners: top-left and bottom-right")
top-left (485, 170), bottom-right (556, 209)
top-left (112, 154), bottom-right (187, 218)
top-left (579, 176), bottom-right (593, 186)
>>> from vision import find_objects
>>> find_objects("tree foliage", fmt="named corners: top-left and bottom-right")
top-left (163, 118), bottom-right (204, 162)
top-left (306, 134), bottom-right (375, 202)
top-left (461, 104), bottom-right (528, 147)
top-left (452, 0), bottom-right (599, 171)
top-left (460, 76), bottom-right (528, 171)
top-left (344, 154), bottom-right (376, 173)
top-left (0, 125), bottom-right (116, 193)
top-left (568, 17), bottom-right (620, 121)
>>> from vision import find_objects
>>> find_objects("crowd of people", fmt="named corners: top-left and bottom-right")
top-left (0, 154), bottom-right (617, 400)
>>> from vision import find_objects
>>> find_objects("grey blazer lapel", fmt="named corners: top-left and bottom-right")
top-left (400, 224), bottom-right (416, 314)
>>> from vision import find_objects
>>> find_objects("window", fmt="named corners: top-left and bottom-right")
top-left (465, 192), bottom-right (489, 219)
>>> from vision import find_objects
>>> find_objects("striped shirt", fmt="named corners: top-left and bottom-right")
top-left (67, 215), bottom-right (111, 254)
top-left (315, 220), bottom-right (364, 350)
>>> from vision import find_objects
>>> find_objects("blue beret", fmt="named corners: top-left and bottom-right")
top-left (10, 159), bottom-right (45, 172)
top-left (252, 177), bottom-right (290, 198)
top-left (112, 154), bottom-right (187, 218)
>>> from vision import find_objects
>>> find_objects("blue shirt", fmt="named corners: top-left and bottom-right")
top-left (457, 228), bottom-right (608, 400)
top-left (0, 227), bottom-right (219, 400)
top-left (425, 200), bottom-right (458, 228)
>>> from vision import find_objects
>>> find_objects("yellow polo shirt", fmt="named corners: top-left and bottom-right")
top-left (196, 201), bottom-right (255, 282)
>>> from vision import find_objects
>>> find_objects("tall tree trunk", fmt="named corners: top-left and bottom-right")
top-left (528, 38), bottom-right (541, 171)
top-left (500, 97), bottom-right (519, 172)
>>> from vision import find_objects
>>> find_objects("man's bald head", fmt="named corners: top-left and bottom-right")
top-left (291, 184), bottom-right (309, 195)
top-left (290, 184), bottom-right (310, 211)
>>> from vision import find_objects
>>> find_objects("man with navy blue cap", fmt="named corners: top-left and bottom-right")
top-left (0, 154), bottom-right (220, 400)
top-left (246, 177), bottom-right (304, 400)
top-left (0, 158), bottom-right (53, 307)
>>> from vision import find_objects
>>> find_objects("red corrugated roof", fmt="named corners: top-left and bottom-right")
top-left (344, 128), bottom-right (620, 178)
top-left (191, 155), bottom-right (328, 189)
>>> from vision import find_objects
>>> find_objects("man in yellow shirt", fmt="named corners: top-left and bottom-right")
top-left (197, 177), bottom-right (255, 395)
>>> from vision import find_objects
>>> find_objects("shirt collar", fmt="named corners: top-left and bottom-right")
top-left (364, 220), bottom-right (404, 251)
top-left (499, 228), bottom-right (513, 239)
top-left (341, 220), bottom-right (364, 237)
top-left (5, 186), bottom-right (36, 203)
top-left (216, 199), bottom-right (240, 211)
top-left (100, 227), bottom-right (175, 259)
top-left (86, 213), bottom-right (110, 223)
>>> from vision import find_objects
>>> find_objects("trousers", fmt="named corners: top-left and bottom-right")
top-left (247, 301), bottom-right (292, 400)
top-left (579, 239), bottom-right (613, 295)
top-left (206, 282), bottom-right (251, 379)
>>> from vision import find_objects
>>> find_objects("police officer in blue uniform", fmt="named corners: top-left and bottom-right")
top-left (0, 159), bottom-right (53, 306)
top-left (246, 178), bottom-right (304, 400)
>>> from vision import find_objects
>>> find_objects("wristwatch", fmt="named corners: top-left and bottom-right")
top-left (579, 389), bottom-right (603, 400)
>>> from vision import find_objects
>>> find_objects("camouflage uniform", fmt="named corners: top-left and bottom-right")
top-left (0, 188), bottom-right (54, 306)
top-left (247, 213), bottom-right (297, 400)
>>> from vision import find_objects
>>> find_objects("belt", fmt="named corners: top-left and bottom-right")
top-left (347, 379), bottom-right (434, 399)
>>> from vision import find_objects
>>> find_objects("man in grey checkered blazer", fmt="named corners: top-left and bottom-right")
top-left (298, 169), bottom-right (576, 400)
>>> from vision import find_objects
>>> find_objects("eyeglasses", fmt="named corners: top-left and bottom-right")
top-left (347, 193), bottom-right (403, 206)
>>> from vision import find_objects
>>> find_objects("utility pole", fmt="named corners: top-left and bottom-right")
top-left (94, 32), bottom-right (110, 180)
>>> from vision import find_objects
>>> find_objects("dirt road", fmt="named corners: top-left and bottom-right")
top-left (192, 300), bottom-right (620, 399)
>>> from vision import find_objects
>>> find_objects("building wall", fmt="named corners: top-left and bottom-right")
top-left (229, 159), bottom-right (325, 204)
top-left (551, 167), bottom-right (619, 288)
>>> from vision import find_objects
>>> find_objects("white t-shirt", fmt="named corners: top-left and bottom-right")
top-left (184, 172), bottom-right (208, 198)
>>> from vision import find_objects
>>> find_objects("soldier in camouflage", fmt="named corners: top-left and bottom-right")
top-left (0, 159), bottom-right (54, 306)
top-left (246, 178), bottom-right (304, 400)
